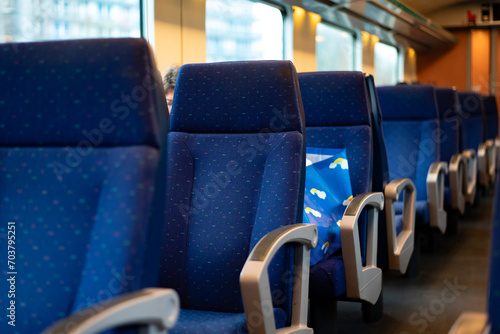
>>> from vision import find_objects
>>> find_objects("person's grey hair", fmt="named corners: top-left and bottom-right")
top-left (163, 65), bottom-right (179, 93)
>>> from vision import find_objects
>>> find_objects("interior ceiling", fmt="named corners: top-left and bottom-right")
top-left (396, 0), bottom-right (469, 15)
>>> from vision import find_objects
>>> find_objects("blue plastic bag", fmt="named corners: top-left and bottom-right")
top-left (303, 147), bottom-right (353, 266)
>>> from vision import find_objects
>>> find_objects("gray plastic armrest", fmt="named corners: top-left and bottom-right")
top-left (448, 312), bottom-right (489, 334)
top-left (240, 224), bottom-right (318, 334)
top-left (384, 178), bottom-right (416, 274)
top-left (478, 142), bottom-right (489, 188)
top-left (449, 153), bottom-right (467, 215)
top-left (495, 137), bottom-right (500, 163)
top-left (426, 161), bottom-right (448, 234)
top-left (485, 139), bottom-right (496, 185)
top-left (42, 288), bottom-right (180, 334)
top-left (341, 192), bottom-right (384, 305)
top-left (462, 149), bottom-right (477, 204)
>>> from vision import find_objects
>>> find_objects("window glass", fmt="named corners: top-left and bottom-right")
top-left (1, 0), bottom-right (141, 43)
top-left (316, 22), bottom-right (354, 71)
top-left (374, 42), bottom-right (399, 86)
top-left (206, 0), bottom-right (284, 62)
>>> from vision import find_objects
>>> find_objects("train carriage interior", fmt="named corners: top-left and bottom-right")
top-left (1, 0), bottom-right (500, 333)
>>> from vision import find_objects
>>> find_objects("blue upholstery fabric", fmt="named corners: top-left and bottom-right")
top-left (0, 39), bottom-right (167, 333)
top-left (394, 200), bottom-right (429, 227)
top-left (489, 169), bottom-right (500, 333)
top-left (483, 95), bottom-right (499, 140)
top-left (162, 132), bottom-right (302, 312)
top-left (309, 256), bottom-right (346, 298)
top-left (435, 87), bottom-right (461, 206)
top-left (458, 92), bottom-right (485, 150)
top-left (171, 61), bottom-right (304, 134)
top-left (435, 87), bottom-right (461, 164)
top-left (298, 72), bottom-right (373, 299)
top-left (382, 120), bottom-right (439, 202)
top-left (299, 71), bottom-right (371, 126)
top-left (161, 61), bottom-right (305, 330)
top-left (377, 85), bottom-right (440, 120)
top-left (378, 85), bottom-right (441, 226)
top-left (0, 39), bottom-right (160, 147)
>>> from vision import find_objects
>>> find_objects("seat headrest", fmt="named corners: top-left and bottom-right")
top-left (0, 38), bottom-right (164, 147)
top-left (483, 95), bottom-right (498, 116)
top-left (435, 87), bottom-right (459, 119)
top-left (298, 71), bottom-right (371, 126)
top-left (170, 61), bottom-right (304, 134)
top-left (457, 91), bottom-right (484, 117)
top-left (377, 85), bottom-right (439, 120)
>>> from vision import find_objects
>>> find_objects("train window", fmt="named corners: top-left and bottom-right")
top-left (206, 0), bottom-right (284, 62)
top-left (374, 42), bottom-right (399, 86)
top-left (316, 22), bottom-right (354, 71)
top-left (0, 0), bottom-right (142, 43)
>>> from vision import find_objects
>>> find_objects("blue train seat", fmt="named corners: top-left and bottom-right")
top-left (434, 87), bottom-right (470, 233)
top-left (298, 71), bottom-right (390, 331)
top-left (164, 61), bottom-right (317, 334)
top-left (458, 91), bottom-right (493, 193)
top-left (364, 75), bottom-right (417, 275)
top-left (0, 39), bottom-right (179, 333)
top-left (377, 85), bottom-right (448, 237)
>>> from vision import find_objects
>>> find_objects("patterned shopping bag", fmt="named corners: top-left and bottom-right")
top-left (304, 147), bottom-right (353, 266)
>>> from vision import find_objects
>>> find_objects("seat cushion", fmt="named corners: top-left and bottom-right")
top-left (171, 308), bottom-right (287, 334)
top-left (394, 200), bottom-right (429, 226)
top-left (161, 131), bottom-right (302, 313)
top-left (309, 255), bottom-right (346, 299)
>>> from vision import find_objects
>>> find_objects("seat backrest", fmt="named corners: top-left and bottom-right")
top-left (483, 95), bottom-right (499, 140)
top-left (161, 61), bottom-right (305, 315)
top-left (458, 91), bottom-right (485, 151)
top-left (0, 38), bottom-right (167, 333)
top-left (435, 87), bottom-right (461, 165)
top-left (298, 71), bottom-right (373, 263)
top-left (377, 85), bottom-right (441, 201)
top-left (365, 74), bottom-right (393, 269)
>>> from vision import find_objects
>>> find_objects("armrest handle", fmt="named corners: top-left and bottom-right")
top-left (341, 192), bottom-right (384, 305)
top-left (42, 288), bottom-right (180, 334)
top-left (384, 178), bottom-right (416, 274)
top-left (484, 139), bottom-right (496, 185)
top-left (462, 149), bottom-right (477, 204)
top-left (449, 153), bottom-right (467, 215)
top-left (448, 311), bottom-right (489, 334)
top-left (240, 224), bottom-right (318, 334)
top-left (426, 161), bottom-right (448, 234)
top-left (478, 142), bottom-right (488, 188)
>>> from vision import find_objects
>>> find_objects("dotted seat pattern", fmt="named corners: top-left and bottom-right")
top-left (378, 85), bottom-right (441, 225)
top-left (0, 38), bottom-right (166, 333)
top-left (162, 61), bottom-right (305, 332)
